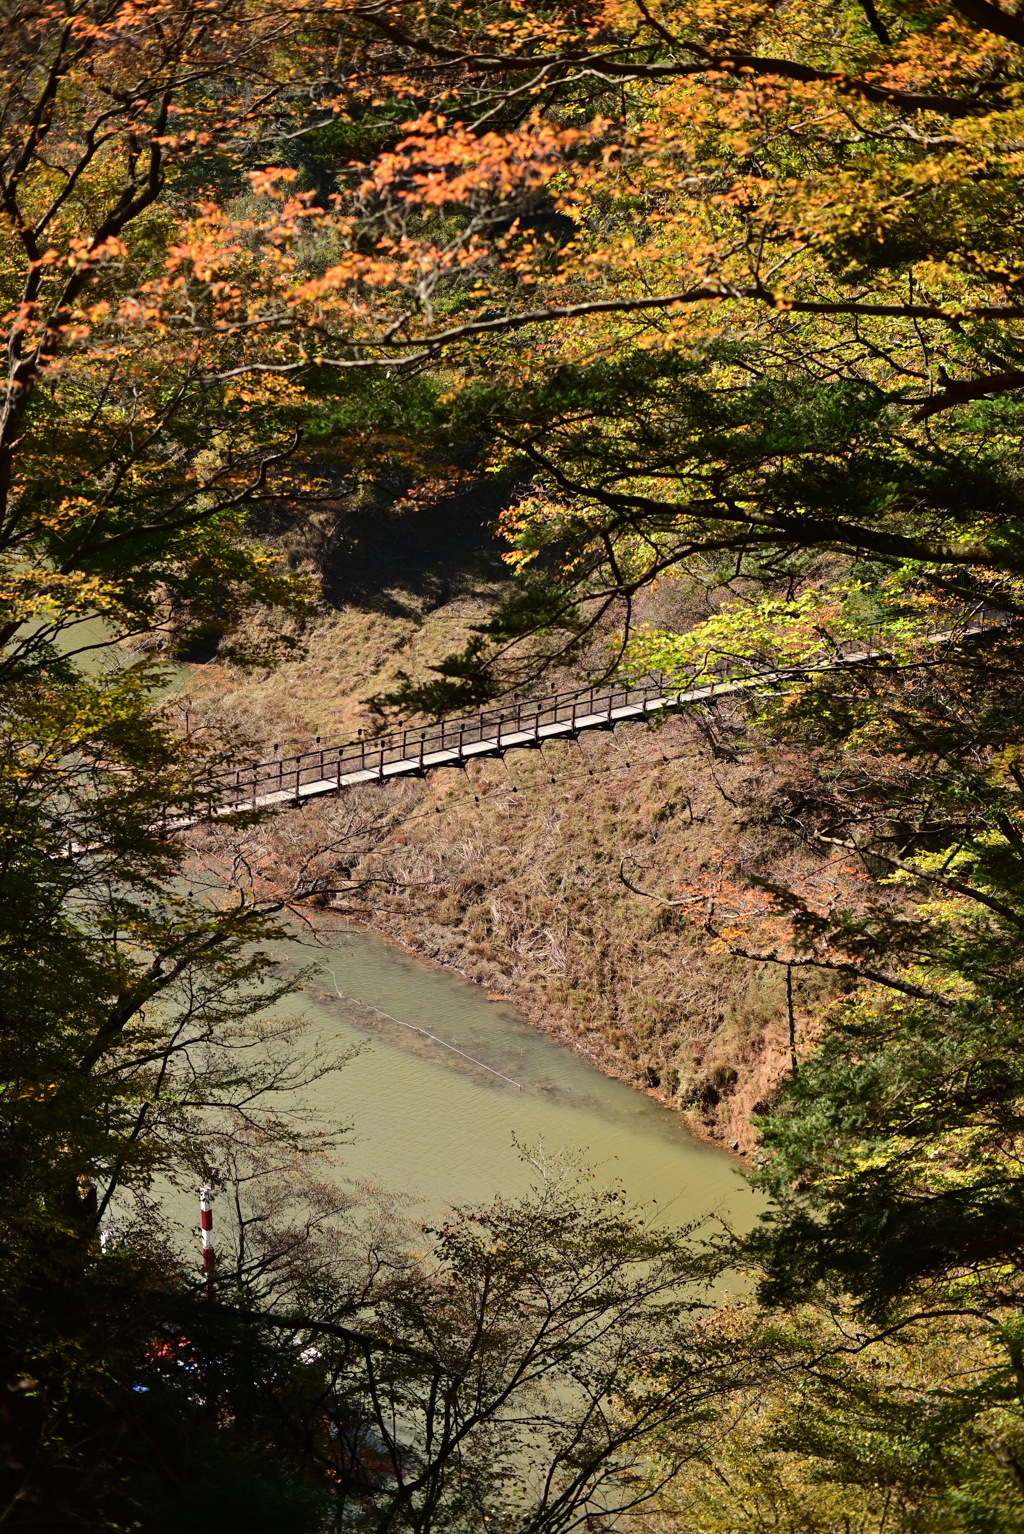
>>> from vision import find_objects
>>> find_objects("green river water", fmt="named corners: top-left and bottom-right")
top-left (276, 920), bottom-right (754, 1228)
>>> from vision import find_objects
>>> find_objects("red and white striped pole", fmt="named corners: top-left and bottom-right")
top-left (199, 1185), bottom-right (215, 1300)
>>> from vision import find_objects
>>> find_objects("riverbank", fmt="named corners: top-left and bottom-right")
top-left (275, 918), bottom-right (754, 1219)
top-left (183, 587), bottom-right (836, 1155)
top-left (332, 714), bottom-right (834, 1156)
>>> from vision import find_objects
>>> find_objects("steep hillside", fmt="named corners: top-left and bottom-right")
top-left (175, 487), bottom-right (839, 1153)
top-left (332, 714), bottom-right (821, 1155)
top-left (186, 642), bottom-right (836, 1155)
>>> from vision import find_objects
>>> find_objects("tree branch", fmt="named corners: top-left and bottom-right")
top-left (619, 854), bottom-right (705, 906)
top-left (951, 0), bottom-right (1024, 47)
top-left (712, 935), bottom-right (956, 1009)
top-left (353, 7), bottom-right (1005, 117)
top-left (910, 369), bottom-right (1024, 420)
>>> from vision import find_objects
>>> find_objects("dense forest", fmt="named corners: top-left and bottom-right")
top-left (5, 0), bottom-right (1024, 1528)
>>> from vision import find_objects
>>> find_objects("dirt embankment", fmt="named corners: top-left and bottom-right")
top-left (176, 480), bottom-right (836, 1150)
top-left (341, 717), bottom-right (820, 1155)
top-left (185, 587), bottom-right (831, 1155)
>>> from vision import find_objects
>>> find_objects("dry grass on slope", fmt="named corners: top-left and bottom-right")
top-left (177, 594), bottom-right (500, 749)
top-left (165, 460), bottom-right (844, 1149)
top-left (188, 600), bottom-right (834, 1153)
top-left (335, 712), bottom-right (828, 1155)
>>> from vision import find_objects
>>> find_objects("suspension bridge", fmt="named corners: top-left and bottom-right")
top-left (191, 609), bottom-right (1012, 826)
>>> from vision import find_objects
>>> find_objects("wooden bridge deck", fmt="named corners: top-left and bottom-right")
top-left (189, 612), bottom-right (1011, 826)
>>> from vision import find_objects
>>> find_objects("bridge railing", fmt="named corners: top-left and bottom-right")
top-left (207, 675), bottom-right (671, 807)
top-left (207, 605), bottom-right (1015, 810)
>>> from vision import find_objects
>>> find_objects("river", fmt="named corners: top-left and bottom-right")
top-left (277, 920), bottom-right (755, 1228)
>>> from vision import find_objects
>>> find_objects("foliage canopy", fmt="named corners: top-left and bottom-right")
top-left (10, 0), bottom-right (1024, 1526)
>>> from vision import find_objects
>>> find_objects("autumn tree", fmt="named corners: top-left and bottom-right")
top-left (0, 2), bottom-right (422, 1521)
top-left (17, 0), bottom-right (1024, 1524)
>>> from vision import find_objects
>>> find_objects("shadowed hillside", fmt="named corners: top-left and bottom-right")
top-left (181, 492), bottom-right (830, 1152)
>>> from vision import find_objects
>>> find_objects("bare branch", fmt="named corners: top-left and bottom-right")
top-left (619, 853), bottom-right (705, 907)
